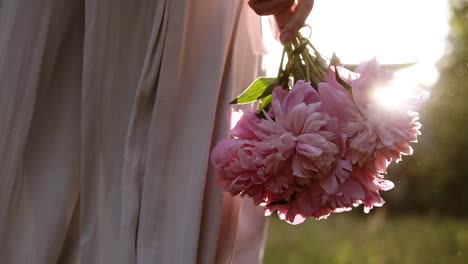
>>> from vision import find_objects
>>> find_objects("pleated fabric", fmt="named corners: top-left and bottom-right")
top-left (0, 0), bottom-right (266, 263)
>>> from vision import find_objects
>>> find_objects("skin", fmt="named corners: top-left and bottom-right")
top-left (248, 0), bottom-right (315, 44)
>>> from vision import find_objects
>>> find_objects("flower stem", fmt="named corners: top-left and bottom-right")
top-left (277, 47), bottom-right (287, 79)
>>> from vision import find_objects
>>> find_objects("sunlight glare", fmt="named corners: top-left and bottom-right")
top-left (372, 85), bottom-right (409, 109)
top-left (372, 68), bottom-right (423, 109)
top-left (261, 0), bottom-right (450, 99)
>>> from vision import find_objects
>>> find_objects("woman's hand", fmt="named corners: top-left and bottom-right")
top-left (248, 0), bottom-right (315, 44)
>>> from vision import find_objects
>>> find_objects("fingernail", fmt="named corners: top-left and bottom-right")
top-left (280, 32), bottom-right (292, 44)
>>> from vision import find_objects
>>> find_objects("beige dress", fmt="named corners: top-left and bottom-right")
top-left (0, 0), bottom-right (267, 263)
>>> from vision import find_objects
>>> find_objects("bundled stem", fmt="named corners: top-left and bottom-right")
top-left (256, 33), bottom-right (329, 116)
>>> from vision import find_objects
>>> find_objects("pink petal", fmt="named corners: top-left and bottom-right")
top-left (282, 81), bottom-right (319, 114)
top-left (341, 180), bottom-right (365, 201)
top-left (320, 174), bottom-right (339, 195)
top-left (231, 111), bottom-right (261, 140)
top-left (270, 87), bottom-right (288, 118)
top-left (210, 139), bottom-right (242, 167)
top-left (318, 82), bottom-right (361, 123)
top-left (324, 66), bottom-right (359, 89)
top-left (352, 58), bottom-right (394, 112)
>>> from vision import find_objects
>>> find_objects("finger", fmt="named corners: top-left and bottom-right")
top-left (279, 0), bottom-right (314, 44)
top-left (273, 3), bottom-right (295, 29)
top-left (248, 0), bottom-right (295, 16)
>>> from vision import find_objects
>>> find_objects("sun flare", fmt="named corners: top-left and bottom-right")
top-left (261, 0), bottom-right (450, 109)
top-left (372, 85), bottom-right (409, 109)
top-left (372, 69), bottom-right (424, 109)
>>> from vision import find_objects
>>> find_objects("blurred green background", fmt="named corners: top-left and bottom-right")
top-left (264, 1), bottom-right (468, 263)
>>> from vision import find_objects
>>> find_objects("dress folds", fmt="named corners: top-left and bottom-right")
top-left (0, 0), bottom-right (266, 263)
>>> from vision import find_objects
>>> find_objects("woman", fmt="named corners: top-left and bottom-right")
top-left (0, 0), bottom-right (313, 263)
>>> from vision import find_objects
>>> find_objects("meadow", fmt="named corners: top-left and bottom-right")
top-left (264, 210), bottom-right (468, 264)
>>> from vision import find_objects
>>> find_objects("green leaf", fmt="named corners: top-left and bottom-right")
top-left (259, 95), bottom-right (272, 110)
top-left (230, 77), bottom-right (276, 105)
top-left (261, 83), bottom-right (278, 98)
top-left (343, 62), bottom-right (418, 72)
top-left (256, 95), bottom-right (272, 118)
top-left (334, 65), bottom-right (352, 92)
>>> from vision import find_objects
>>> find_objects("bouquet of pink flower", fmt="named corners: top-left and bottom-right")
top-left (211, 34), bottom-right (429, 224)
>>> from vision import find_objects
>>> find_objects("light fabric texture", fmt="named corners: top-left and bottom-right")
top-left (0, 0), bottom-right (266, 263)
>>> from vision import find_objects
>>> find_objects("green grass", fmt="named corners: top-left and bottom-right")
top-left (264, 210), bottom-right (468, 264)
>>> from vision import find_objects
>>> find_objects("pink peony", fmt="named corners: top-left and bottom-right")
top-left (230, 110), bottom-right (263, 140)
top-left (254, 82), bottom-right (340, 181)
top-left (265, 166), bottom-right (394, 224)
top-left (349, 59), bottom-right (427, 171)
top-left (211, 58), bottom-right (426, 225)
top-left (349, 167), bottom-right (394, 212)
top-left (319, 59), bottom-right (428, 172)
top-left (211, 139), bottom-right (269, 205)
top-left (320, 166), bottom-right (394, 215)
